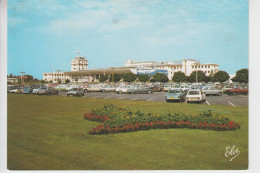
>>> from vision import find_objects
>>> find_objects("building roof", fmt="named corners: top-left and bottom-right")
top-left (63, 66), bottom-right (134, 76)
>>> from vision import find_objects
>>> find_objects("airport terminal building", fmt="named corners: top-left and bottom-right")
top-left (43, 57), bottom-right (219, 83)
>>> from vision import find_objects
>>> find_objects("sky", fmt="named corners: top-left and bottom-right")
top-left (7, 0), bottom-right (248, 79)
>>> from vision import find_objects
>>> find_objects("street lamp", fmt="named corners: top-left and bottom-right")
top-left (194, 61), bottom-right (200, 84)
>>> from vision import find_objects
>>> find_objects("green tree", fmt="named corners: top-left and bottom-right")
top-left (138, 74), bottom-right (150, 83)
top-left (153, 73), bottom-right (169, 83)
top-left (232, 68), bottom-right (248, 83)
top-left (24, 75), bottom-right (34, 82)
top-left (65, 79), bottom-right (70, 84)
top-left (172, 71), bottom-right (186, 83)
top-left (213, 71), bottom-right (230, 83)
top-left (99, 75), bottom-right (108, 83)
top-left (188, 71), bottom-right (206, 83)
top-left (109, 74), bottom-right (122, 83)
top-left (122, 73), bottom-right (137, 84)
top-left (40, 80), bottom-right (45, 84)
top-left (9, 73), bottom-right (13, 78)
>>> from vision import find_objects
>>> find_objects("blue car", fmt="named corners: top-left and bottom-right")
top-left (23, 86), bottom-right (33, 94)
top-left (165, 89), bottom-right (186, 103)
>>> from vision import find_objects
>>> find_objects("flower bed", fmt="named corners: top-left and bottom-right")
top-left (84, 104), bottom-right (240, 135)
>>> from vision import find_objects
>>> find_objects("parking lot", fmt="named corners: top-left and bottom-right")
top-left (58, 91), bottom-right (248, 107)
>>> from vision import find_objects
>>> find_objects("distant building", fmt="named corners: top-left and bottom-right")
top-left (42, 56), bottom-right (88, 83)
top-left (7, 78), bottom-right (18, 83)
top-left (42, 72), bottom-right (70, 83)
top-left (126, 59), bottom-right (219, 80)
top-left (43, 56), bottom-right (220, 83)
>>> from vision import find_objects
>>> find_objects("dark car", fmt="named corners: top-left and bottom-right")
top-left (37, 86), bottom-right (58, 95)
top-left (23, 86), bottom-right (33, 94)
top-left (67, 88), bottom-right (84, 96)
top-left (128, 86), bottom-right (153, 94)
top-left (226, 88), bottom-right (248, 95)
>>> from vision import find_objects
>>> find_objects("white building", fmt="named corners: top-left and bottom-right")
top-left (7, 78), bottom-right (18, 83)
top-left (125, 59), bottom-right (219, 80)
top-left (71, 57), bottom-right (88, 71)
top-left (42, 72), bottom-right (70, 83)
top-left (43, 56), bottom-right (88, 83)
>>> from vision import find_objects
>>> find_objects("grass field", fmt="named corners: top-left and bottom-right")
top-left (7, 94), bottom-right (248, 170)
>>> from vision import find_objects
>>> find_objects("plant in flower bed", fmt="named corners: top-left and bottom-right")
top-left (84, 105), bottom-right (240, 135)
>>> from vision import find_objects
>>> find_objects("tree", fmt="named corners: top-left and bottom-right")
top-left (40, 80), bottom-right (45, 84)
top-left (65, 79), bottom-right (70, 84)
top-left (213, 71), bottom-right (230, 83)
top-left (24, 75), bottom-right (34, 82)
top-left (122, 73), bottom-right (137, 83)
top-left (109, 74), bottom-right (122, 83)
top-left (138, 74), bottom-right (150, 83)
top-left (188, 71), bottom-right (206, 83)
top-left (9, 73), bottom-right (13, 78)
top-left (153, 73), bottom-right (169, 83)
top-left (232, 68), bottom-right (248, 83)
top-left (172, 71), bottom-right (186, 83)
top-left (99, 75), bottom-right (108, 83)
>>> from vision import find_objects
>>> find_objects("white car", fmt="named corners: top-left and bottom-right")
top-left (101, 85), bottom-right (117, 92)
top-left (116, 85), bottom-right (133, 94)
top-left (66, 85), bottom-right (79, 91)
top-left (186, 89), bottom-right (206, 103)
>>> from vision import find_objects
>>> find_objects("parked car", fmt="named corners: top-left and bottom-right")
top-left (116, 85), bottom-right (134, 94)
top-left (226, 88), bottom-right (248, 95)
top-left (9, 87), bottom-right (23, 93)
top-left (66, 85), bottom-right (80, 91)
top-left (202, 87), bottom-right (223, 96)
top-left (7, 85), bottom-right (15, 93)
top-left (222, 86), bottom-right (233, 93)
top-left (180, 85), bottom-right (191, 92)
top-left (83, 85), bottom-right (102, 92)
top-left (128, 86), bottom-right (153, 94)
top-left (165, 89), bottom-right (186, 103)
top-left (23, 86), bottom-right (33, 94)
top-left (55, 84), bottom-right (69, 91)
top-left (163, 85), bottom-right (172, 92)
top-left (101, 85), bottom-right (117, 92)
top-left (67, 88), bottom-right (84, 96)
top-left (152, 85), bottom-right (164, 92)
top-left (37, 86), bottom-right (59, 95)
top-left (186, 89), bottom-right (206, 103)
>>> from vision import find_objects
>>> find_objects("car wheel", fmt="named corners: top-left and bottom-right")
top-left (232, 92), bottom-right (236, 95)
top-left (148, 90), bottom-right (152, 94)
top-left (119, 90), bottom-right (122, 94)
top-left (102, 89), bottom-right (106, 93)
top-left (131, 92), bottom-right (135, 94)
top-left (218, 92), bottom-right (222, 96)
top-left (84, 89), bottom-right (88, 93)
top-left (82, 93), bottom-right (84, 96)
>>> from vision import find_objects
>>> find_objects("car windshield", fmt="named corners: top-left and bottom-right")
top-left (188, 90), bottom-right (200, 95)
top-left (169, 90), bottom-right (181, 94)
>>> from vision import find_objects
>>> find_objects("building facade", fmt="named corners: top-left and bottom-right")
top-left (43, 57), bottom-right (220, 83)
top-left (125, 59), bottom-right (219, 80)
top-left (71, 57), bottom-right (88, 71)
top-left (43, 56), bottom-right (88, 83)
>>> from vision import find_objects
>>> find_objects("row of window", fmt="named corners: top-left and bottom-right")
top-left (192, 65), bottom-right (211, 69)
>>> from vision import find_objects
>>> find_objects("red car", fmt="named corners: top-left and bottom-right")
top-left (226, 88), bottom-right (248, 95)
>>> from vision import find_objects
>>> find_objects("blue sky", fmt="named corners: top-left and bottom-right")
top-left (8, 0), bottom-right (248, 79)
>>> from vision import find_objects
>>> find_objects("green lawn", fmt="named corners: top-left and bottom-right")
top-left (7, 94), bottom-right (248, 170)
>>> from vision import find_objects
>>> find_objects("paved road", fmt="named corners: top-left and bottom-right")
top-left (59, 91), bottom-right (248, 107)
